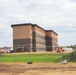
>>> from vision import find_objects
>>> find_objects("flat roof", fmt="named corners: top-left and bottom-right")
top-left (11, 23), bottom-right (58, 35)
top-left (46, 30), bottom-right (58, 35)
top-left (11, 23), bottom-right (32, 27)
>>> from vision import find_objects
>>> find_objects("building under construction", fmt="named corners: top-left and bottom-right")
top-left (11, 23), bottom-right (58, 52)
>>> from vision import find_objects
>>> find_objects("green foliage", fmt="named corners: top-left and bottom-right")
top-left (56, 51), bottom-right (76, 62)
top-left (67, 51), bottom-right (76, 62)
top-left (68, 45), bottom-right (76, 50)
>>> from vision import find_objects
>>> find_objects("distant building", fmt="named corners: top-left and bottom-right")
top-left (60, 46), bottom-right (73, 52)
top-left (11, 23), bottom-right (58, 52)
top-left (0, 46), bottom-right (12, 53)
top-left (62, 48), bottom-right (73, 52)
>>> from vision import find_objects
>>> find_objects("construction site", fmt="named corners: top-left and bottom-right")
top-left (0, 23), bottom-right (75, 75)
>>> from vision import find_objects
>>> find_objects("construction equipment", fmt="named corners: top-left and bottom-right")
top-left (46, 34), bottom-right (63, 53)
top-left (56, 47), bottom-right (63, 53)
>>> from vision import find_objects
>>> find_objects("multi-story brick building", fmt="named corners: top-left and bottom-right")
top-left (11, 23), bottom-right (58, 52)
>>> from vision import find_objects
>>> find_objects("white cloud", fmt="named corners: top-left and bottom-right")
top-left (0, 0), bottom-right (76, 47)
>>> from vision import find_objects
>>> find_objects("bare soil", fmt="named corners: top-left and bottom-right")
top-left (0, 63), bottom-right (76, 75)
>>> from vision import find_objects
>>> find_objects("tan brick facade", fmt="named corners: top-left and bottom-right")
top-left (13, 25), bottom-right (32, 39)
top-left (11, 23), bottom-right (58, 52)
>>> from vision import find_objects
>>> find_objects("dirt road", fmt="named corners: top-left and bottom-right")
top-left (0, 63), bottom-right (76, 75)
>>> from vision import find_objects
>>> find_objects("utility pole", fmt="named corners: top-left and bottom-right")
top-left (27, 47), bottom-right (33, 64)
top-left (0, 52), bottom-right (2, 63)
top-left (61, 47), bottom-right (67, 64)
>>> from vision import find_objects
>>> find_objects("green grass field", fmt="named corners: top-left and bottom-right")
top-left (0, 53), bottom-right (67, 63)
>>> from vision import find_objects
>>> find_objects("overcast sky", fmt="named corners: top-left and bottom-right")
top-left (0, 0), bottom-right (76, 47)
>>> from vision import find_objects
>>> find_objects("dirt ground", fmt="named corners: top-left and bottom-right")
top-left (0, 63), bottom-right (76, 75)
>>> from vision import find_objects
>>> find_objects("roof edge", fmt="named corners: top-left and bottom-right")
top-left (11, 23), bottom-right (32, 27)
top-left (46, 30), bottom-right (58, 35)
top-left (11, 23), bottom-right (58, 35)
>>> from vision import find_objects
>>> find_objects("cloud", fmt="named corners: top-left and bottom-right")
top-left (0, 0), bottom-right (76, 47)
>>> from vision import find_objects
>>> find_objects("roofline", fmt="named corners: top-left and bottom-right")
top-left (32, 24), bottom-right (46, 31)
top-left (33, 25), bottom-right (58, 35)
top-left (11, 23), bottom-right (32, 27)
top-left (11, 23), bottom-right (58, 35)
top-left (46, 30), bottom-right (58, 35)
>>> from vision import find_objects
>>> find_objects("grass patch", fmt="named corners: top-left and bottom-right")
top-left (0, 53), bottom-right (63, 63)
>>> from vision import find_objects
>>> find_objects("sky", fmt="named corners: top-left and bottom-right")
top-left (0, 0), bottom-right (76, 47)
